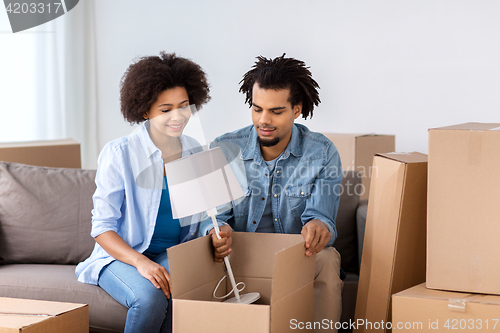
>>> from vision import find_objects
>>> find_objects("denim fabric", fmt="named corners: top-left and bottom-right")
top-left (98, 251), bottom-right (172, 333)
top-left (76, 121), bottom-right (202, 285)
top-left (202, 124), bottom-right (343, 246)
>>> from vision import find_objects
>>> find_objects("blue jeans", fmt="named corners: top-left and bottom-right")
top-left (98, 251), bottom-right (172, 333)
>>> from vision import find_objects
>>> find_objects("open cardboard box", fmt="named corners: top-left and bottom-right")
top-left (167, 232), bottom-right (315, 333)
top-left (0, 297), bottom-right (88, 333)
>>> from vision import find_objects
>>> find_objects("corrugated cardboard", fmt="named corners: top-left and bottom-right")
top-left (393, 283), bottom-right (500, 332)
top-left (0, 297), bottom-right (88, 333)
top-left (168, 232), bottom-right (315, 333)
top-left (354, 152), bottom-right (428, 333)
top-left (322, 133), bottom-right (395, 200)
top-left (427, 123), bottom-right (500, 295)
top-left (0, 139), bottom-right (81, 168)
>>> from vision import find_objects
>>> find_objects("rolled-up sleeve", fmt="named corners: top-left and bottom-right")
top-left (301, 144), bottom-right (343, 247)
top-left (90, 143), bottom-right (125, 238)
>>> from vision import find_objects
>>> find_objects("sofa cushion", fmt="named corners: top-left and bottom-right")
top-left (333, 170), bottom-right (361, 274)
top-left (0, 162), bottom-right (96, 265)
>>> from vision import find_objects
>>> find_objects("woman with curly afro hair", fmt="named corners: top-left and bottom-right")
top-left (76, 52), bottom-right (211, 333)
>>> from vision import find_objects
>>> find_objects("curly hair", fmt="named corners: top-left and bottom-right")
top-left (239, 54), bottom-right (320, 119)
top-left (120, 52), bottom-right (211, 124)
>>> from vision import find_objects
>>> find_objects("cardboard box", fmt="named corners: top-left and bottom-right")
top-left (392, 283), bottom-right (500, 332)
top-left (354, 152), bottom-right (428, 333)
top-left (167, 232), bottom-right (315, 333)
top-left (0, 139), bottom-right (81, 168)
top-left (322, 133), bottom-right (395, 200)
top-left (0, 297), bottom-right (88, 333)
top-left (427, 123), bottom-right (500, 295)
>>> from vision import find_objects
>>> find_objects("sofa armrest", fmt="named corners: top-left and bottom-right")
top-left (356, 200), bottom-right (368, 270)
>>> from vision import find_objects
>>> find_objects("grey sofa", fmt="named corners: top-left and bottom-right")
top-left (0, 161), bottom-right (366, 332)
top-left (334, 171), bottom-right (368, 329)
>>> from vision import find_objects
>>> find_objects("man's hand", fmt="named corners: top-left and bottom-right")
top-left (209, 225), bottom-right (233, 262)
top-left (134, 256), bottom-right (172, 298)
top-left (301, 219), bottom-right (331, 257)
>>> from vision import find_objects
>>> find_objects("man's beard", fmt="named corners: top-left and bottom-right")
top-left (257, 135), bottom-right (280, 147)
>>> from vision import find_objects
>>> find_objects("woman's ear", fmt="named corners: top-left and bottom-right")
top-left (143, 112), bottom-right (149, 120)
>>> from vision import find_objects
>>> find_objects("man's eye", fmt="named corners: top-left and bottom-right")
top-left (273, 111), bottom-right (283, 115)
top-left (254, 108), bottom-right (262, 112)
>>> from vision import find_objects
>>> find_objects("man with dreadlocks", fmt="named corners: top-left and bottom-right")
top-left (205, 54), bottom-right (343, 331)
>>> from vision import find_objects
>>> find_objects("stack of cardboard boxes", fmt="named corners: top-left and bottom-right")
top-left (392, 123), bottom-right (500, 331)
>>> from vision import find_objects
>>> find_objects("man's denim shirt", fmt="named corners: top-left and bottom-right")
top-left (201, 123), bottom-right (343, 247)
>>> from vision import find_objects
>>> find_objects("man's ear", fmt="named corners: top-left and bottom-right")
top-left (293, 102), bottom-right (302, 119)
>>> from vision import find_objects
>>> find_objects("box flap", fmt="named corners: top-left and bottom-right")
top-left (429, 122), bottom-right (500, 131)
top-left (377, 152), bottom-right (427, 163)
top-left (270, 241), bottom-right (315, 305)
top-left (168, 236), bottom-right (226, 299)
top-left (0, 297), bottom-right (87, 331)
top-left (230, 233), bottom-right (305, 279)
top-left (271, 281), bottom-right (314, 332)
top-left (0, 297), bottom-right (85, 317)
top-left (173, 299), bottom-right (270, 333)
top-left (0, 314), bottom-right (48, 330)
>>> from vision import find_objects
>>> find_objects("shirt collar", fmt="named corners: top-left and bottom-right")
top-left (242, 124), bottom-right (302, 161)
top-left (139, 120), bottom-right (161, 159)
top-left (139, 120), bottom-right (202, 159)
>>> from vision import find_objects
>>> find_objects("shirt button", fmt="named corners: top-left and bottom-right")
top-left (276, 170), bottom-right (280, 174)
top-left (265, 173), bottom-right (268, 177)
top-left (252, 221), bottom-right (256, 224)
top-left (274, 218), bottom-right (278, 222)
top-left (274, 194), bottom-right (278, 198)
top-left (301, 191), bottom-right (305, 195)
top-left (261, 197), bottom-right (265, 201)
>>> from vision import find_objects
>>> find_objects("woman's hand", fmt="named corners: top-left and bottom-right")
top-left (135, 256), bottom-right (171, 298)
top-left (95, 231), bottom-right (171, 297)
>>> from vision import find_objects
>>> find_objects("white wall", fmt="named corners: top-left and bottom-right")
top-left (93, 0), bottom-right (500, 158)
